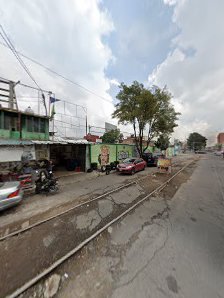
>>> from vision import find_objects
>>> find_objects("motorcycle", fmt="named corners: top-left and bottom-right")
top-left (35, 168), bottom-right (59, 195)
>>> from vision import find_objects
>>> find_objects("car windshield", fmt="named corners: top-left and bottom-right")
top-left (122, 158), bottom-right (136, 164)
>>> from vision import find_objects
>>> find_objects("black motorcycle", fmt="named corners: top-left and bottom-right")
top-left (35, 169), bottom-right (59, 195)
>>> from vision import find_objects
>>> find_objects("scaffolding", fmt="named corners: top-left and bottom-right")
top-left (0, 78), bottom-right (18, 110)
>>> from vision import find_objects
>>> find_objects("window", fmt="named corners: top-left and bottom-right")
top-left (27, 116), bottom-right (33, 132)
top-left (4, 113), bottom-right (10, 130)
top-left (33, 118), bottom-right (39, 133)
top-left (40, 119), bottom-right (45, 133)
top-left (10, 114), bottom-right (19, 131)
top-left (0, 112), bottom-right (2, 129)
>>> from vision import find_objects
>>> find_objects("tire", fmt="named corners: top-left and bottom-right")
top-left (142, 166), bottom-right (145, 171)
top-left (35, 182), bottom-right (41, 194)
top-left (131, 168), bottom-right (135, 175)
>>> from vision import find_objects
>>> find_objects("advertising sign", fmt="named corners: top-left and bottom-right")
top-left (157, 158), bottom-right (172, 173)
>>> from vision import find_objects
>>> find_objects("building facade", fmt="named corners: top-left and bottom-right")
top-left (217, 133), bottom-right (224, 144)
top-left (0, 107), bottom-right (49, 141)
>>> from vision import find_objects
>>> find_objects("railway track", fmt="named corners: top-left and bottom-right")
top-left (0, 158), bottom-right (192, 242)
top-left (5, 159), bottom-right (196, 298)
top-left (0, 171), bottom-right (155, 242)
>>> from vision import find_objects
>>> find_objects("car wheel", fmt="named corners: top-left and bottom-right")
top-left (142, 166), bottom-right (145, 171)
top-left (131, 168), bottom-right (135, 175)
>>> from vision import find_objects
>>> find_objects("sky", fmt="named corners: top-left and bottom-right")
top-left (0, 0), bottom-right (223, 143)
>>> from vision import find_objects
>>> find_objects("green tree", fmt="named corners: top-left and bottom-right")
top-left (112, 81), bottom-right (180, 157)
top-left (155, 134), bottom-right (170, 151)
top-left (187, 132), bottom-right (207, 150)
top-left (101, 129), bottom-right (120, 143)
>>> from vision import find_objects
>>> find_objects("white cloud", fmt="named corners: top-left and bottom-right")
top-left (149, 0), bottom-right (224, 144)
top-left (0, 0), bottom-right (116, 137)
top-left (163, 0), bottom-right (178, 6)
top-left (109, 78), bottom-right (120, 86)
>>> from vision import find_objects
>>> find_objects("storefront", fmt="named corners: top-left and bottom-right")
top-left (50, 143), bottom-right (87, 172)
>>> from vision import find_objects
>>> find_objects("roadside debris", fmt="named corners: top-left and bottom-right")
top-left (44, 274), bottom-right (61, 298)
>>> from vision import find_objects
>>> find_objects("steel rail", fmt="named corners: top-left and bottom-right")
top-left (0, 159), bottom-right (192, 242)
top-left (6, 160), bottom-right (195, 298)
top-left (0, 169), bottom-right (158, 242)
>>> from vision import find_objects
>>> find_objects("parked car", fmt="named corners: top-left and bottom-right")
top-left (214, 151), bottom-right (223, 156)
top-left (0, 181), bottom-right (23, 212)
top-left (142, 153), bottom-right (157, 166)
top-left (143, 152), bottom-right (164, 167)
top-left (117, 158), bottom-right (146, 174)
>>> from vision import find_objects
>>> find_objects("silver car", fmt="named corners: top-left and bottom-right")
top-left (0, 181), bottom-right (23, 211)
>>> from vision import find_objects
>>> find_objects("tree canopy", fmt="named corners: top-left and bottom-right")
top-left (101, 129), bottom-right (121, 144)
top-left (112, 81), bottom-right (180, 156)
top-left (187, 132), bottom-right (207, 150)
top-left (155, 134), bottom-right (170, 151)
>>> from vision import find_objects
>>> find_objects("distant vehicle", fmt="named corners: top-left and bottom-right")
top-left (0, 181), bottom-right (23, 211)
top-left (117, 158), bottom-right (146, 174)
top-left (214, 151), bottom-right (222, 156)
top-left (142, 153), bottom-right (160, 166)
top-left (195, 150), bottom-right (207, 154)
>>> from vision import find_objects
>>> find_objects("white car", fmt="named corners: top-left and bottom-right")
top-left (0, 181), bottom-right (23, 211)
top-left (214, 151), bottom-right (223, 156)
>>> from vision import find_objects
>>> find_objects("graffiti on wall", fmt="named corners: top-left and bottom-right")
top-left (98, 145), bottom-right (110, 166)
top-left (117, 145), bottom-right (134, 161)
top-left (91, 144), bottom-right (116, 165)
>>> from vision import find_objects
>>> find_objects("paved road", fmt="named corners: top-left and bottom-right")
top-left (0, 154), bottom-right (193, 234)
top-left (57, 154), bottom-right (224, 298)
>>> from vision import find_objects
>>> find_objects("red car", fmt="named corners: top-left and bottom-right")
top-left (117, 158), bottom-right (146, 175)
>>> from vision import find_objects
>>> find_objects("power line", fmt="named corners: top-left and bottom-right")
top-left (0, 40), bottom-right (114, 104)
top-left (0, 75), bottom-right (87, 113)
top-left (0, 25), bottom-right (48, 115)
top-left (0, 25), bottom-right (41, 90)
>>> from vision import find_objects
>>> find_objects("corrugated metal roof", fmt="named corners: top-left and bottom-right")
top-left (32, 137), bottom-right (91, 145)
top-left (0, 137), bottom-right (91, 146)
top-left (0, 139), bottom-right (33, 146)
top-left (31, 140), bottom-right (54, 145)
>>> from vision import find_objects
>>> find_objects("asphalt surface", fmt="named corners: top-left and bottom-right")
top-left (0, 156), bottom-right (195, 297)
top-left (0, 154), bottom-right (193, 238)
top-left (55, 154), bottom-right (224, 298)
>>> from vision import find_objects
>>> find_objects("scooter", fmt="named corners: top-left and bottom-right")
top-left (35, 169), bottom-right (59, 195)
top-left (105, 165), bottom-right (111, 175)
top-left (101, 164), bottom-right (111, 175)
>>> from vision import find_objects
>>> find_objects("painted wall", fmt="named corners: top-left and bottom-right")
top-left (166, 147), bottom-right (175, 157)
top-left (117, 144), bottom-right (134, 161)
top-left (21, 131), bottom-right (48, 140)
top-left (143, 146), bottom-right (155, 153)
top-left (0, 129), bottom-right (10, 138)
top-left (0, 145), bottom-right (36, 162)
top-left (0, 109), bottom-right (49, 141)
top-left (90, 144), bottom-right (137, 166)
top-left (90, 144), bottom-right (117, 166)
